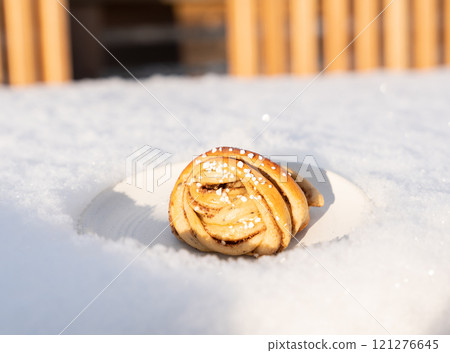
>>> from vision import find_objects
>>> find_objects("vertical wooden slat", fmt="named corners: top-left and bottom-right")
top-left (445, 0), bottom-right (450, 65)
top-left (383, 0), bottom-right (409, 69)
top-left (322, 0), bottom-right (350, 71)
top-left (354, 0), bottom-right (379, 70)
top-left (261, 0), bottom-right (287, 75)
top-left (3, 0), bottom-right (38, 85)
top-left (226, 0), bottom-right (258, 76)
top-left (0, 0), bottom-right (4, 83)
top-left (38, 0), bottom-right (72, 82)
top-left (412, 0), bottom-right (437, 68)
top-left (290, 0), bottom-right (318, 74)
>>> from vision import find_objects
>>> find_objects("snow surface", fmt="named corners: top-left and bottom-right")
top-left (0, 71), bottom-right (449, 334)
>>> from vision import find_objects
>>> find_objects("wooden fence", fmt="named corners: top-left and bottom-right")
top-left (0, 0), bottom-right (72, 85)
top-left (227, 0), bottom-right (450, 75)
top-left (0, 0), bottom-right (449, 84)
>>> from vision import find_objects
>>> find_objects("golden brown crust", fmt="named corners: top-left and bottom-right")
top-left (287, 168), bottom-right (325, 208)
top-left (168, 147), bottom-right (323, 256)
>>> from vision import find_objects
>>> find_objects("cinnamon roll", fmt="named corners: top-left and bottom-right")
top-left (169, 147), bottom-right (324, 256)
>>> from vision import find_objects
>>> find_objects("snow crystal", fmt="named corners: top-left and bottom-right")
top-left (262, 114), bottom-right (270, 122)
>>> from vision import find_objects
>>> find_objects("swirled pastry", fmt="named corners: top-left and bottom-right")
top-left (169, 147), bottom-right (324, 256)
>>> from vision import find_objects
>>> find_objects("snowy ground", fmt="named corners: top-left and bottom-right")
top-left (0, 71), bottom-right (449, 334)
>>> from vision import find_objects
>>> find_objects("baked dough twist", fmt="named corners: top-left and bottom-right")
top-left (169, 147), bottom-right (324, 256)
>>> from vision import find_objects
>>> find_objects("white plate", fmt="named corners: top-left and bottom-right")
top-left (78, 162), bottom-right (370, 251)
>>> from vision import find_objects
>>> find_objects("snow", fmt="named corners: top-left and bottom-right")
top-left (0, 71), bottom-right (449, 334)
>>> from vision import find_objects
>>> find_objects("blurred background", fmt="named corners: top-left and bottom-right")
top-left (0, 0), bottom-right (449, 85)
